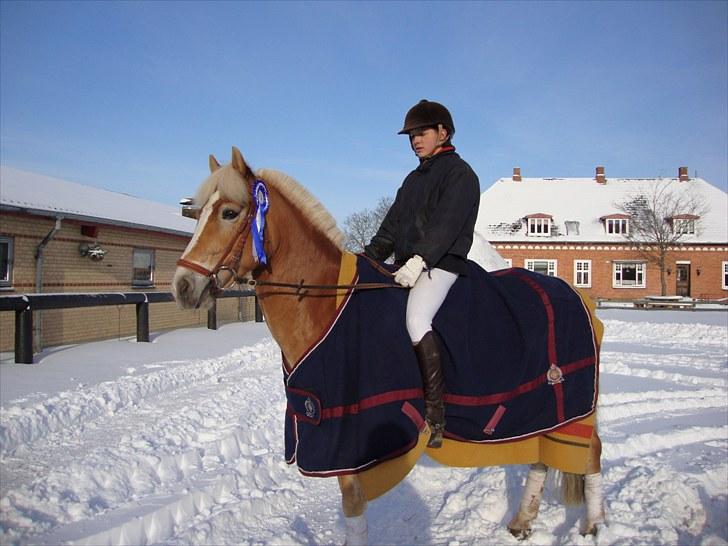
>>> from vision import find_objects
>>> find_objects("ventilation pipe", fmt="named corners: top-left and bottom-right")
top-left (34, 216), bottom-right (62, 351)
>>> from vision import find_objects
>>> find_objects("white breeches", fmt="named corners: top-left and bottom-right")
top-left (406, 268), bottom-right (458, 343)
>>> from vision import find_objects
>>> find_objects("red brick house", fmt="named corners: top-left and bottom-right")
top-left (475, 167), bottom-right (728, 301)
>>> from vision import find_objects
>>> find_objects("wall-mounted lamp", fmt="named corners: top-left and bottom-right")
top-left (666, 267), bottom-right (672, 275)
top-left (79, 242), bottom-right (108, 261)
top-left (696, 267), bottom-right (701, 276)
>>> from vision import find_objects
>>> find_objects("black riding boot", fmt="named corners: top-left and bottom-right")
top-left (414, 331), bottom-right (446, 448)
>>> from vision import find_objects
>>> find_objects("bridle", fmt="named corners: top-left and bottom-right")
top-left (176, 178), bottom-right (404, 298)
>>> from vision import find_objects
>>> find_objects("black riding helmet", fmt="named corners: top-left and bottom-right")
top-left (398, 99), bottom-right (455, 137)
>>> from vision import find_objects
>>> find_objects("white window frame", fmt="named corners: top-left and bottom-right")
top-left (605, 218), bottom-right (629, 235)
top-left (613, 261), bottom-right (646, 288)
top-left (673, 218), bottom-right (696, 235)
top-left (574, 259), bottom-right (592, 288)
top-left (527, 217), bottom-right (551, 237)
top-left (0, 236), bottom-right (13, 289)
top-left (525, 259), bottom-right (557, 277)
top-left (132, 248), bottom-right (155, 288)
top-left (722, 261), bottom-right (728, 291)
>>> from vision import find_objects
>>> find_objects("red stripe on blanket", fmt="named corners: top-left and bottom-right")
top-left (321, 388), bottom-right (423, 419)
top-left (555, 421), bottom-right (594, 439)
top-left (443, 356), bottom-right (595, 407)
top-left (511, 270), bottom-right (558, 367)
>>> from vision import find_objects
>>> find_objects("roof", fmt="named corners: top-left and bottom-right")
top-left (475, 176), bottom-right (728, 244)
top-left (0, 166), bottom-right (195, 237)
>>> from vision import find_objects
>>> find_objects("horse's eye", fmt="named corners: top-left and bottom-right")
top-left (222, 209), bottom-right (240, 220)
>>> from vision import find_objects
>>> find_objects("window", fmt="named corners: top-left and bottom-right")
top-left (723, 262), bottom-right (728, 290)
top-left (525, 259), bottom-right (557, 277)
top-left (673, 219), bottom-right (696, 235)
top-left (132, 248), bottom-right (155, 287)
top-left (0, 237), bottom-right (13, 288)
top-left (605, 218), bottom-right (629, 234)
top-left (574, 260), bottom-right (592, 288)
top-left (527, 217), bottom-right (551, 236)
top-left (613, 262), bottom-right (645, 288)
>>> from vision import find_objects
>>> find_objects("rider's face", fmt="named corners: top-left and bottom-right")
top-left (409, 126), bottom-right (448, 159)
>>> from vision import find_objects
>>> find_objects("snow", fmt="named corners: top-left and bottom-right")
top-left (1, 311), bottom-right (726, 545)
top-left (475, 176), bottom-right (728, 243)
top-left (0, 166), bottom-right (195, 236)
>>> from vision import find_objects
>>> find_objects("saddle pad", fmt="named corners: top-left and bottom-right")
top-left (284, 254), bottom-right (599, 476)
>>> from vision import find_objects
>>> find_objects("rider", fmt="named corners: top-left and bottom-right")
top-left (364, 99), bottom-right (480, 448)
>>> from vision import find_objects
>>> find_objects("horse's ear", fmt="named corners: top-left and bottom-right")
top-left (209, 154), bottom-right (221, 173)
top-left (231, 146), bottom-right (250, 177)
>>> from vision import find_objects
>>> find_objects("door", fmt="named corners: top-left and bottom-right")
top-left (676, 264), bottom-right (691, 297)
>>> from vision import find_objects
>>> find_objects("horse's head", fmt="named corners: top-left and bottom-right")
top-left (173, 147), bottom-right (265, 309)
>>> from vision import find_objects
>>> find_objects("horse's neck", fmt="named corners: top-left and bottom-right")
top-left (255, 195), bottom-right (343, 368)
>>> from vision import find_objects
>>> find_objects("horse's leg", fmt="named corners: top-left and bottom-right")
top-left (338, 474), bottom-right (368, 546)
top-left (583, 429), bottom-right (605, 535)
top-left (507, 462), bottom-right (548, 539)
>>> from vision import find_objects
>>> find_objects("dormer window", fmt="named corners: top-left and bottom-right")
top-left (600, 214), bottom-right (630, 235)
top-left (669, 214), bottom-right (699, 235)
top-left (525, 214), bottom-right (553, 237)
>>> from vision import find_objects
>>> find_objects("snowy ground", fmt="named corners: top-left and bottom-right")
top-left (1, 309), bottom-right (726, 545)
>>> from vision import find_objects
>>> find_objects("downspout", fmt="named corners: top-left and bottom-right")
top-left (34, 216), bottom-right (63, 352)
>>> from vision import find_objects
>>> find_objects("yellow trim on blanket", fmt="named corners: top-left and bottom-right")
top-left (337, 252), bottom-right (359, 309)
top-left (359, 429), bottom-right (431, 501)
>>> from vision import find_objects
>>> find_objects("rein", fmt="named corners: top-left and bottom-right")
top-left (176, 177), bottom-right (405, 298)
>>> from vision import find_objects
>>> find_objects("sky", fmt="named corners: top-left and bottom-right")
top-left (1, 1), bottom-right (727, 225)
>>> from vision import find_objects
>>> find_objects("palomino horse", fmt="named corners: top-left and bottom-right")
top-left (172, 148), bottom-right (606, 544)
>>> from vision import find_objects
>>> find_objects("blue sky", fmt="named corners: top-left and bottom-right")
top-left (1, 1), bottom-right (726, 224)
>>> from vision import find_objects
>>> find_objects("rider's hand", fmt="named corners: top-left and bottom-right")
top-left (394, 255), bottom-right (425, 287)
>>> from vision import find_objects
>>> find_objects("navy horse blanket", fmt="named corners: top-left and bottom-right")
top-left (284, 255), bottom-right (599, 476)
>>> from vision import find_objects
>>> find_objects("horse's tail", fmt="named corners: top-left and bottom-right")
top-left (560, 472), bottom-right (585, 505)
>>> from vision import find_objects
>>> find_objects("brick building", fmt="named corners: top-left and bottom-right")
top-left (475, 167), bottom-right (728, 301)
top-left (0, 167), bottom-right (254, 352)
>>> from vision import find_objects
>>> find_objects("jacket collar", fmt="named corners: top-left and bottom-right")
top-left (417, 146), bottom-right (456, 171)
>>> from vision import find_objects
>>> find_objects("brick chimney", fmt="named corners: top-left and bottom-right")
top-left (512, 167), bottom-right (522, 182)
top-left (678, 166), bottom-right (689, 182)
top-left (595, 166), bottom-right (606, 184)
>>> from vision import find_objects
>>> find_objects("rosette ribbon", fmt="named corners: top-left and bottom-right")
top-left (251, 180), bottom-right (270, 265)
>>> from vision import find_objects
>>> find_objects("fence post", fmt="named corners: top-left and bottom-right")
top-left (207, 299), bottom-right (217, 330)
top-left (136, 301), bottom-right (150, 342)
top-left (15, 307), bottom-right (33, 364)
top-left (255, 296), bottom-right (263, 323)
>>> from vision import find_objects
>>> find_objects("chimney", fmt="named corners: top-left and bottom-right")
top-left (678, 166), bottom-right (689, 182)
top-left (595, 165), bottom-right (606, 184)
top-left (512, 167), bottom-right (522, 182)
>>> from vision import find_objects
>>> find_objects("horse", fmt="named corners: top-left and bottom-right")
top-left (172, 147), bottom-right (606, 544)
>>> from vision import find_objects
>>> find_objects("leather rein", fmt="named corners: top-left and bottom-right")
top-left (176, 178), bottom-right (404, 298)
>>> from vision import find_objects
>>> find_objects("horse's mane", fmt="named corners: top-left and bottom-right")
top-left (194, 165), bottom-right (344, 249)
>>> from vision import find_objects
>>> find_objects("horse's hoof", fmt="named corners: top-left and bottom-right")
top-left (508, 527), bottom-right (532, 540)
top-left (581, 522), bottom-right (605, 537)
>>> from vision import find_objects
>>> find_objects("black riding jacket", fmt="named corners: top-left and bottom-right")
top-left (364, 148), bottom-right (480, 275)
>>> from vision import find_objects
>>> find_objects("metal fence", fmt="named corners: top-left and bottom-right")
top-left (0, 290), bottom-right (261, 364)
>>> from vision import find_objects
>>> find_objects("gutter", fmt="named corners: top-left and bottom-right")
top-left (34, 216), bottom-right (62, 351)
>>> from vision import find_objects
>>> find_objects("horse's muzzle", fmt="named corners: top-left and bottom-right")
top-left (172, 267), bottom-right (216, 310)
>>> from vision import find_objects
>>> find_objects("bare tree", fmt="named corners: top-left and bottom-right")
top-left (343, 196), bottom-right (393, 253)
top-left (615, 180), bottom-right (709, 295)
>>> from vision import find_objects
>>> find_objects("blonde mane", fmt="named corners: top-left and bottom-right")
top-left (257, 168), bottom-right (345, 249)
top-left (194, 164), bottom-right (344, 249)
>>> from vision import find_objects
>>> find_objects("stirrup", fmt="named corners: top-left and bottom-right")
top-left (427, 421), bottom-right (444, 448)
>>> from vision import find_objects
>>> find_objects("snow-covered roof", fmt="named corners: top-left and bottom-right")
top-left (475, 176), bottom-right (728, 244)
top-left (0, 166), bottom-right (195, 236)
